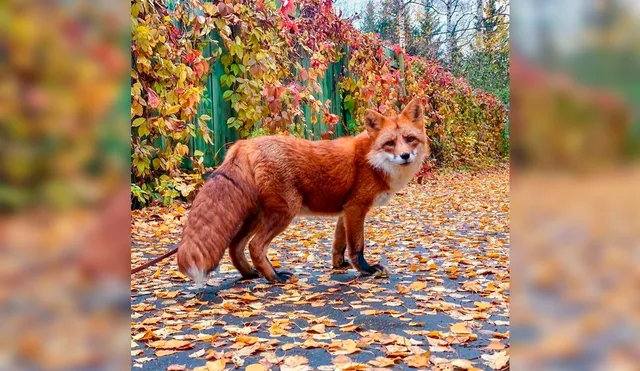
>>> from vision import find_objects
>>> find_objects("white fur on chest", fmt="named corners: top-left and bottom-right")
top-left (372, 169), bottom-right (414, 207)
top-left (373, 191), bottom-right (392, 206)
top-left (370, 153), bottom-right (424, 208)
top-left (389, 163), bottom-right (420, 191)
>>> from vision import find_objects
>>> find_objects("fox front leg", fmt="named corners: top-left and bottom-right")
top-left (332, 216), bottom-right (351, 269)
top-left (343, 208), bottom-right (386, 275)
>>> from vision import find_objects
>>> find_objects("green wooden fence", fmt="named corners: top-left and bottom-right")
top-left (168, 1), bottom-right (404, 168)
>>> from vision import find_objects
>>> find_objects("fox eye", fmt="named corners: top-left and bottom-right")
top-left (406, 136), bottom-right (416, 143)
top-left (384, 140), bottom-right (395, 147)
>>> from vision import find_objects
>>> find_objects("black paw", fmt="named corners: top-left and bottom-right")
top-left (238, 269), bottom-right (260, 281)
top-left (333, 259), bottom-right (351, 270)
top-left (361, 263), bottom-right (387, 276)
top-left (372, 263), bottom-right (386, 272)
top-left (271, 271), bottom-right (295, 283)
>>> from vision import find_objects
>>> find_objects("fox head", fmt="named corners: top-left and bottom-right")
top-left (364, 98), bottom-right (430, 177)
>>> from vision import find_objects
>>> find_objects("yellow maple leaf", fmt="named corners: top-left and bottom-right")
top-left (450, 322), bottom-right (472, 334)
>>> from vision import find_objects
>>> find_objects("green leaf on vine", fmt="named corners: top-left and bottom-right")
top-left (132, 117), bottom-right (146, 127)
top-left (138, 122), bottom-right (150, 137)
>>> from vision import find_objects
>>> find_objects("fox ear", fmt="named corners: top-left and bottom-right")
top-left (364, 110), bottom-right (385, 135)
top-left (400, 98), bottom-right (424, 127)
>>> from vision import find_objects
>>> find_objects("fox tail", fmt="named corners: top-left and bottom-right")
top-left (176, 151), bottom-right (258, 288)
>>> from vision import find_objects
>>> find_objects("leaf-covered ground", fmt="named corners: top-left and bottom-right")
top-left (131, 168), bottom-right (509, 371)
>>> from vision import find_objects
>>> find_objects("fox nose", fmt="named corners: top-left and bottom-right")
top-left (400, 152), bottom-right (410, 160)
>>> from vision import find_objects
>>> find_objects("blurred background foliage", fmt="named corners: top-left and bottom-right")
top-left (510, 0), bottom-right (638, 170)
top-left (1, 1), bottom-right (131, 370)
top-left (510, 0), bottom-right (640, 370)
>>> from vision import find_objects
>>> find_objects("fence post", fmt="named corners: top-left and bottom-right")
top-left (301, 50), bottom-right (313, 140)
top-left (398, 52), bottom-right (407, 97)
top-left (339, 45), bottom-right (351, 136)
top-left (210, 30), bottom-right (233, 165)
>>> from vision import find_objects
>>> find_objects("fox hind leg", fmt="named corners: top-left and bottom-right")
top-left (229, 214), bottom-right (261, 280)
top-left (248, 211), bottom-right (295, 283)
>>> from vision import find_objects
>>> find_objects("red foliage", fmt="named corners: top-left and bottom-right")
top-left (281, 0), bottom-right (296, 16)
top-left (392, 44), bottom-right (403, 56)
top-left (145, 87), bottom-right (160, 109)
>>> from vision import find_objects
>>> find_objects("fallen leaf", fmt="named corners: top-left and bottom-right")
top-left (245, 364), bottom-right (267, 371)
top-left (236, 335), bottom-right (258, 345)
top-left (282, 343), bottom-right (297, 351)
top-left (155, 350), bottom-right (177, 357)
top-left (142, 317), bottom-right (160, 325)
top-left (206, 359), bottom-right (227, 371)
top-left (131, 303), bottom-right (156, 312)
top-left (369, 356), bottom-right (396, 367)
top-left (485, 340), bottom-right (506, 350)
top-left (451, 359), bottom-right (474, 369)
top-left (281, 355), bottom-right (309, 371)
top-left (481, 350), bottom-right (509, 370)
top-left (149, 339), bottom-right (193, 350)
top-left (239, 293), bottom-right (259, 301)
top-left (405, 352), bottom-right (430, 368)
top-left (409, 281), bottom-right (427, 291)
top-left (189, 349), bottom-right (206, 358)
top-left (333, 355), bottom-right (352, 366)
top-left (302, 338), bottom-right (325, 349)
top-left (474, 301), bottom-right (493, 311)
top-left (450, 322), bottom-right (472, 334)
top-left (310, 324), bottom-right (325, 333)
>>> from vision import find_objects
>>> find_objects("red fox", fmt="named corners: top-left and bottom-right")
top-left (177, 98), bottom-right (429, 286)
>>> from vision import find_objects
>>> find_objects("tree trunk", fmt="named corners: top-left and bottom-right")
top-left (476, 0), bottom-right (484, 35)
top-left (397, 0), bottom-right (405, 48)
top-left (446, 0), bottom-right (455, 67)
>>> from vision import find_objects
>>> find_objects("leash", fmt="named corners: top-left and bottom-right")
top-left (131, 246), bottom-right (179, 274)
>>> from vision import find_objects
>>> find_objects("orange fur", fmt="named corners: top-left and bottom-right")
top-left (177, 98), bottom-right (429, 285)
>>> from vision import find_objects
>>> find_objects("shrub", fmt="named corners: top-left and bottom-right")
top-left (131, 0), bottom-right (508, 206)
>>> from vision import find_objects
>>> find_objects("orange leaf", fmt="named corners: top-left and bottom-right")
top-left (450, 322), bottom-right (472, 334)
top-left (409, 281), bottom-right (427, 291)
top-left (405, 352), bottom-right (430, 368)
top-left (149, 339), bottom-right (193, 350)
top-left (206, 359), bottom-right (226, 371)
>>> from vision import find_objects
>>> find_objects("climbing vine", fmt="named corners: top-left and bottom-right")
top-left (131, 0), bottom-right (222, 204)
top-left (131, 0), bottom-right (508, 206)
